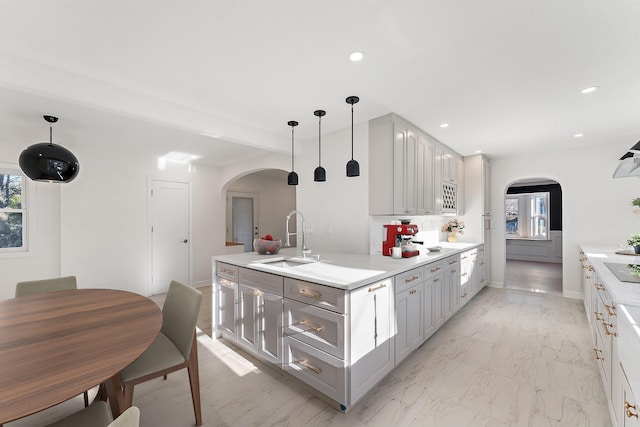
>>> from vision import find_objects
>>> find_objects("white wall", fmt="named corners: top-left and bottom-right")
top-left (490, 140), bottom-right (639, 298)
top-left (295, 122), bottom-right (370, 255)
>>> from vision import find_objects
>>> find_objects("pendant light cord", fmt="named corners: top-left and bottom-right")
top-left (49, 126), bottom-right (53, 146)
top-left (318, 115), bottom-right (322, 166)
top-left (351, 104), bottom-right (354, 160)
top-left (291, 126), bottom-right (295, 170)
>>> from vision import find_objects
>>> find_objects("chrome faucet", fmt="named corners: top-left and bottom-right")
top-left (285, 210), bottom-right (309, 253)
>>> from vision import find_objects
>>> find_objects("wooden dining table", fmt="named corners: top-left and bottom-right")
top-left (0, 288), bottom-right (162, 424)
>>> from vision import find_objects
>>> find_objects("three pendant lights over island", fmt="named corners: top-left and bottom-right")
top-left (287, 95), bottom-right (360, 185)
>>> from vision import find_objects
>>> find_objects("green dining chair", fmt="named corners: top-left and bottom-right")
top-left (119, 280), bottom-right (203, 426)
top-left (15, 276), bottom-right (90, 408)
top-left (15, 276), bottom-right (77, 297)
top-left (45, 401), bottom-right (140, 427)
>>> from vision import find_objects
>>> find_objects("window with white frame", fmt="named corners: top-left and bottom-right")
top-left (505, 192), bottom-right (549, 240)
top-left (0, 168), bottom-right (27, 251)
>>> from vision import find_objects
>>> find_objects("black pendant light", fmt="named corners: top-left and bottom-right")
top-left (345, 96), bottom-right (360, 177)
top-left (313, 109), bottom-right (326, 182)
top-left (19, 115), bottom-right (79, 183)
top-left (287, 120), bottom-right (299, 185)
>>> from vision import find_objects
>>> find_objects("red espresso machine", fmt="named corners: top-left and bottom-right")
top-left (382, 222), bottom-right (420, 258)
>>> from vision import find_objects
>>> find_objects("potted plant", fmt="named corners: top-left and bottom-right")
top-left (441, 218), bottom-right (465, 243)
top-left (628, 234), bottom-right (640, 254)
top-left (632, 198), bottom-right (640, 213)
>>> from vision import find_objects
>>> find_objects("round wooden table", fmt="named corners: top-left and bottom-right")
top-left (0, 289), bottom-right (162, 424)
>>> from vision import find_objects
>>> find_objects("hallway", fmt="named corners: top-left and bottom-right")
top-left (505, 260), bottom-right (563, 296)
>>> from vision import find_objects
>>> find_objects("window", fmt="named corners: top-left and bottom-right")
top-left (505, 192), bottom-right (549, 240)
top-left (0, 169), bottom-right (26, 251)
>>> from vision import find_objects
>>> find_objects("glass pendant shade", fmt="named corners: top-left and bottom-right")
top-left (345, 96), bottom-right (360, 177)
top-left (287, 120), bottom-right (299, 185)
top-left (19, 116), bottom-right (79, 183)
top-left (314, 109), bottom-right (326, 182)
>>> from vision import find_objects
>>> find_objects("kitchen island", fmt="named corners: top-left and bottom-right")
top-left (212, 243), bottom-right (486, 410)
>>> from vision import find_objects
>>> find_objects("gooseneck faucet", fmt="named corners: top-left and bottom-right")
top-left (285, 210), bottom-right (309, 253)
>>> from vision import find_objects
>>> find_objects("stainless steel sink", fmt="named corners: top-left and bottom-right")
top-left (256, 258), bottom-right (314, 268)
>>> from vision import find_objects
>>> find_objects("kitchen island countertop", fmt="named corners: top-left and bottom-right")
top-left (213, 242), bottom-right (482, 290)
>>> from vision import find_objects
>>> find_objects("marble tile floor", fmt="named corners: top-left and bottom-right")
top-left (8, 287), bottom-right (610, 427)
top-left (505, 260), bottom-right (563, 296)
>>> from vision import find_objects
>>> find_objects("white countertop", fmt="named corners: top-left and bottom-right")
top-left (580, 243), bottom-right (640, 305)
top-left (213, 242), bottom-right (481, 290)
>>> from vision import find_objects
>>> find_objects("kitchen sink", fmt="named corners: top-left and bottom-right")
top-left (255, 258), bottom-right (315, 268)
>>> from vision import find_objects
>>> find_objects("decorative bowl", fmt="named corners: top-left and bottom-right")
top-left (253, 238), bottom-right (282, 255)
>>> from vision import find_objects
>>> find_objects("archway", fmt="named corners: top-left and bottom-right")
top-left (223, 169), bottom-right (295, 252)
top-left (503, 178), bottom-right (563, 295)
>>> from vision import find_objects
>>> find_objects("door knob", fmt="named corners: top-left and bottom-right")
top-left (182, 239), bottom-right (188, 243)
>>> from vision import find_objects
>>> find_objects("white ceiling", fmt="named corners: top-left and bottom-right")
top-left (1, 0), bottom-right (639, 165)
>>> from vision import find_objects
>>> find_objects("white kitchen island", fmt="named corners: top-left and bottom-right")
top-left (212, 243), bottom-right (485, 411)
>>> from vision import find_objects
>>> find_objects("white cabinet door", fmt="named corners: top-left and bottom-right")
top-left (443, 257), bottom-right (460, 321)
top-left (260, 291), bottom-right (283, 364)
top-left (459, 249), bottom-right (477, 306)
top-left (395, 283), bottom-right (424, 365)
top-left (350, 278), bottom-right (394, 404)
top-left (482, 156), bottom-right (491, 215)
top-left (217, 278), bottom-right (237, 339)
top-left (428, 274), bottom-right (444, 330)
top-left (393, 122), bottom-right (418, 215)
top-left (237, 284), bottom-right (258, 351)
top-left (456, 156), bottom-right (465, 215)
top-left (623, 370), bottom-right (640, 427)
top-left (424, 278), bottom-right (436, 339)
top-left (417, 134), bottom-right (435, 215)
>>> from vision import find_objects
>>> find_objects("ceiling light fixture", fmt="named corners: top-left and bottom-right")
top-left (349, 51), bottom-right (364, 62)
top-left (581, 86), bottom-right (599, 94)
top-left (19, 115), bottom-right (79, 183)
top-left (313, 109), bottom-right (327, 182)
top-left (287, 120), bottom-right (299, 185)
top-left (346, 96), bottom-right (360, 177)
top-left (440, 123), bottom-right (449, 128)
top-left (574, 133), bottom-right (585, 138)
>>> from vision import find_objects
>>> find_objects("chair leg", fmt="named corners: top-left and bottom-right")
top-left (187, 335), bottom-right (202, 426)
top-left (84, 390), bottom-right (89, 407)
top-left (123, 382), bottom-right (135, 410)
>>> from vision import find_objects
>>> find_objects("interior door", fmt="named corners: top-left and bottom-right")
top-left (226, 192), bottom-right (258, 252)
top-left (151, 180), bottom-right (190, 295)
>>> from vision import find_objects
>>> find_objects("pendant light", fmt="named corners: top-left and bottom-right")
top-left (19, 115), bottom-right (79, 183)
top-left (345, 95), bottom-right (360, 177)
top-left (313, 109), bottom-right (326, 182)
top-left (287, 120), bottom-right (299, 185)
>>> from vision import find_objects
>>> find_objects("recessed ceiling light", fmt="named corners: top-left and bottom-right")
top-left (160, 151), bottom-right (201, 163)
top-left (349, 51), bottom-right (364, 62)
top-left (581, 86), bottom-right (599, 94)
top-left (574, 133), bottom-right (585, 138)
top-left (440, 123), bottom-right (449, 128)
top-left (475, 150), bottom-right (482, 154)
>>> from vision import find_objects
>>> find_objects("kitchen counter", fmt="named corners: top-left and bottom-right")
top-left (580, 243), bottom-right (640, 305)
top-left (213, 242), bottom-right (481, 290)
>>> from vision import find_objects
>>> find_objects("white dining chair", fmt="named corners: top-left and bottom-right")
top-left (14, 276), bottom-right (90, 408)
top-left (45, 401), bottom-right (140, 427)
top-left (119, 280), bottom-right (203, 425)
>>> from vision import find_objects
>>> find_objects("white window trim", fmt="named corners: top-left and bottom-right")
top-left (0, 163), bottom-right (35, 257)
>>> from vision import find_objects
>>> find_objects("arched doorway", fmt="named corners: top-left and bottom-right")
top-left (504, 178), bottom-right (563, 295)
top-left (223, 169), bottom-right (295, 252)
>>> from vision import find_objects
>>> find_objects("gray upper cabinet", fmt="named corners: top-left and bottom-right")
top-left (369, 113), bottom-right (461, 216)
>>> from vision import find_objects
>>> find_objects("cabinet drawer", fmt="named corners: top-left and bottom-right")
top-left (284, 299), bottom-right (345, 358)
top-left (424, 261), bottom-right (444, 279)
top-left (217, 262), bottom-right (239, 281)
top-left (284, 278), bottom-right (346, 314)
top-left (239, 268), bottom-right (283, 296)
top-left (395, 267), bottom-right (424, 294)
top-left (284, 336), bottom-right (346, 404)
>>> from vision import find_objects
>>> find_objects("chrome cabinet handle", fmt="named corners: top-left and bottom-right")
top-left (299, 319), bottom-right (323, 332)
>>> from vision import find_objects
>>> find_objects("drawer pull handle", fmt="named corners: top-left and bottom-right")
top-left (252, 289), bottom-right (263, 297)
top-left (449, 260), bottom-right (458, 265)
top-left (299, 359), bottom-right (322, 374)
top-left (369, 283), bottom-right (387, 293)
top-left (299, 319), bottom-right (323, 332)
top-left (585, 275), bottom-right (591, 279)
top-left (220, 281), bottom-right (235, 288)
top-left (626, 402), bottom-right (639, 418)
top-left (595, 285), bottom-right (605, 291)
top-left (461, 272), bottom-right (468, 276)
top-left (299, 288), bottom-right (322, 299)
top-left (405, 276), bottom-right (419, 283)
top-left (433, 278), bottom-right (440, 282)
top-left (451, 269), bottom-right (457, 273)
top-left (594, 311), bottom-right (603, 321)
top-left (461, 292), bottom-right (468, 298)
top-left (605, 304), bottom-right (616, 316)
top-left (409, 289), bottom-right (417, 295)
top-left (593, 348), bottom-right (603, 360)
top-left (603, 322), bottom-right (617, 337)
top-left (430, 267), bottom-right (441, 272)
